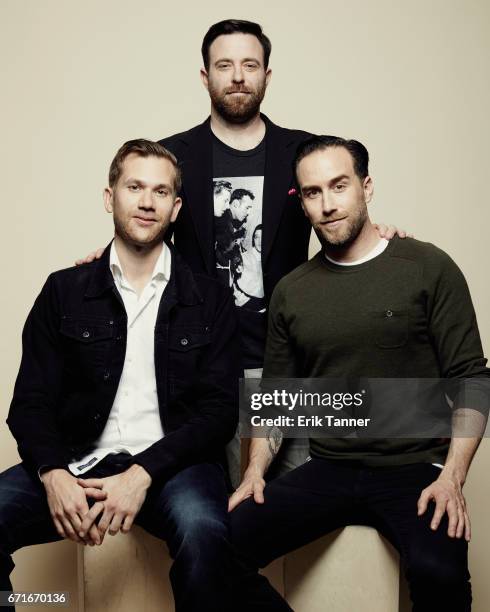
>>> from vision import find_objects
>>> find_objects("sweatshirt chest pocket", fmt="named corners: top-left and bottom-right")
top-left (370, 308), bottom-right (409, 349)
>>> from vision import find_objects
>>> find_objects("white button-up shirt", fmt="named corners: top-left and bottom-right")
top-left (68, 242), bottom-right (170, 475)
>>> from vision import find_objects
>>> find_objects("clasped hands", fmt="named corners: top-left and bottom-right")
top-left (41, 464), bottom-right (152, 546)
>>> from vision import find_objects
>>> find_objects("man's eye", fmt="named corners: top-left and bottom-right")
top-left (305, 190), bottom-right (320, 198)
top-left (217, 63), bottom-right (231, 70)
top-left (244, 63), bottom-right (258, 70)
top-left (128, 185), bottom-right (140, 191)
top-left (157, 190), bottom-right (168, 196)
top-left (334, 184), bottom-right (347, 191)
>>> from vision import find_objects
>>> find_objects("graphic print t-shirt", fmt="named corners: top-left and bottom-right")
top-left (213, 133), bottom-right (266, 368)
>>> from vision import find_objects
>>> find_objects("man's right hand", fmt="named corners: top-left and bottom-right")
top-left (41, 468), bottom-right (107, 545)
top-left (228, 469), bottom-right (266, 512)
top-left (74, 248), bottom-right (104, 266)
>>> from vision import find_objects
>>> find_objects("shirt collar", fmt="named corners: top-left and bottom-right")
top-left (109, 242), bottom-right (171, 285)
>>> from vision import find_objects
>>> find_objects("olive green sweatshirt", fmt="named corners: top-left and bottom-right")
top-left (263, 236), bottom-right (489, 466)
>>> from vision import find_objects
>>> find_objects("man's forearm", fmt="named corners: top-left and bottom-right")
top-left (245, 426), bottom-right (283, 478)
top-left (441, 435), bottom-right (482, 485)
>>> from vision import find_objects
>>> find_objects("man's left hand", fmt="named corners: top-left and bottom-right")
top-left (77, 464), bottom-right (152, 543)
top-left (374, 223), bottom-right (413, 239)
top-left (417, 473), bottom-right (471, 541)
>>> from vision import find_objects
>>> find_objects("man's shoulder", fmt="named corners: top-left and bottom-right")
top-left (388, 236), bottom-right (466, 285)
top-left (158, 121), bottom-right (207, 152)
top-left (262, 115), bottom-right (311, 146)
top-left (388, 236), bottom-right (457, 268)
top-left (43, 260), bottom-right (100, 293)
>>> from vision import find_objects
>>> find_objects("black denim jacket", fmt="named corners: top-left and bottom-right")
top-left (7, 241), bottom-right (241, 483)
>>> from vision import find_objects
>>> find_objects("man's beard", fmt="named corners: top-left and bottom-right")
top-left (113, 213), bottom-right (168, 250)
top-left (315, 206), bottom-right (368, 252)
top-left (208, 80), bottom-right (267, 124)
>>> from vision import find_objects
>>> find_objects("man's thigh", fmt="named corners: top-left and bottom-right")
top-left (0, 463), bottom-right (61, 553)
top-left (230, 458), bottom-right (357, 568)
top-left (136, 463), bottom-right (229, 551)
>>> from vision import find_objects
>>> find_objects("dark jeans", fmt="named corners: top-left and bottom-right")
top-left (0, 455), bottom-right (230, 612)
top-left (230, 459), bottom-right (471, 612)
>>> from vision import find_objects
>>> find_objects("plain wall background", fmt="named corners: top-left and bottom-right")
top-left (1, 1), bottom-right (489, 610)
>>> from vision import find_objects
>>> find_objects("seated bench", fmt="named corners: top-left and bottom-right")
top-left (81, 525), bottom-right (401, 611)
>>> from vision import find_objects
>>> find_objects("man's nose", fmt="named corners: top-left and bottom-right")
top-left (321, 191), bottom-right (337, 215)
top-left (232, 65), bottom-right (245, 83)
top-left (139, 189), bottom-right (154, 209)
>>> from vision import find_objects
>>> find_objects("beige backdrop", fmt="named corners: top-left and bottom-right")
top-left (1, 0), bottom-right (489, 610)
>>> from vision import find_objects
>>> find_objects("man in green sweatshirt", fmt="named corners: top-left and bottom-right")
top-left (229, 135), bottom-right (489, 611)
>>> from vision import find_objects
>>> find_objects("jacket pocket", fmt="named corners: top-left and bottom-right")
top-left (167, 326), bottom-right (212, 398)
top-left (370, 308), bottom-right (409, 349)
top-left (60, 316), bottom-right (114, 371)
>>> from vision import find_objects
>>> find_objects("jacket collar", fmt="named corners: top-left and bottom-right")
top-left (178, 113), bottom-right (298, 270)
top-left (85, 238), bottom-right (202, 306)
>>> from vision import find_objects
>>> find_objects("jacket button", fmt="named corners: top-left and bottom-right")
top-left (386, 310), bottom-right (393, 318)
top-left (103, 371), bottom-right (110, 380)
top-left (180, 338), bottom-right (189, 346)
top-left (116, 335), bottom-right (122, 341)
top-left (82, 330), bottom-right (90, 338)
top-left (94, 413), bottom-right (100, 421)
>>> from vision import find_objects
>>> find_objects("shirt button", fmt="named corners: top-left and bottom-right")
top-left (180, 338), bottom-right (189, 346)
top-left (103, 371), bottom-right (110, 380)
top-left (82, 330), bottom-right (90, 338)
top-left (386, 310), bottom-right (393, 318)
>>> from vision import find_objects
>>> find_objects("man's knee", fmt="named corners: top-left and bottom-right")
top-left (407, 552), bottom-right (470, 593)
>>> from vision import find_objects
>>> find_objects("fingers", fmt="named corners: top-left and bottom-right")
top-left (417, 489), bottom-right (430, 515)
top-left (430, 498), bottom-right (447, 531)
top-left (96, 508), bottom-right (114, 540)
top-left (79, 501), bottom-right (105, 538)
top-left (228, 489), bottom-right (250, 512)
top-left (108, 512), bottom-right (125, 536)
top-left (60, 515), bottom-right (82, 543)
top-left (78, 478), bottom-right (104, 489)
top-left (74, 249), bottom-right (104, 267)
top-left (121, 513), bottom-right (135, 534)
top-left (83, 487), bottom-right (107, 500)
top-left (446, 499), bottom-right (459, 537)
top-left (374, 223), bottom-right (387, 237)
top-left (464, 509), bottom-right (471, 542)
top-left (384, 225), bottom-right (404, 239)
top-left (74, 254), bottom-right (95, 266)
top-left (52, 516), bottom-right (67, 539)
top-left (253, 482), bottom-right (265, 504)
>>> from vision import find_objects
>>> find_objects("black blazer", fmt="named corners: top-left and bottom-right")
top-left (159, 114), bottom-right (312, 302)
top-left (7, 242), bottom-right (241, 483)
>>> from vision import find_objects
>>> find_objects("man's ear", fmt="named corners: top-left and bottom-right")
top-left (170, 197), bottom-right (182, 223)
top-left (200, 68), bottom-right (209, 91)
top-left (265, 67), bottom-right (272, 87)
top-left (363, 176), bottom-right (374, 204)
top-left (103, 187), bottom-right (113, 213)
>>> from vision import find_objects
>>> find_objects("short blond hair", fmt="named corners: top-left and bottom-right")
top-left (108, 139), bottom-right (182, 193)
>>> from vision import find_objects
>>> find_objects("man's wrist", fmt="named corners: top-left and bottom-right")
top-left (439, 464), bottom-right (467, 486)
top-left (129, 463), bottom-right (152, 488)
top-left (243, 462), bottom-right (266, 481)
top-left (39, 467), bottom-right (70, 484)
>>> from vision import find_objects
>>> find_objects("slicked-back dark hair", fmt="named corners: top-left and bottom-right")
top-left (201, 19), bottom-right (271, 70)
top-left (295, 135), bottom-right (370, 184)
top-left (109, 139), bottom-right (182, 193)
